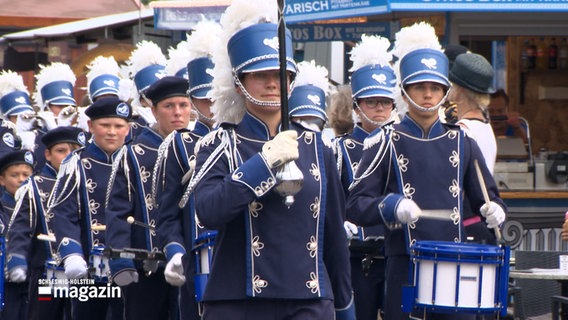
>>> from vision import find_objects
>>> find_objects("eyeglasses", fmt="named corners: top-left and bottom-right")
top-left (357, 97), bottom-right (393, 109)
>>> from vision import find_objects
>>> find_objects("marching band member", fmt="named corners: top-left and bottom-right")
top-left (346, 22), bottom-right (507, 319)
top-left (125, 40), bottom-right (167, 138)
top-left (0, 70), bottom-right (29, 154)
top-left (154, 18), bottom-right (221, 320)
top-left (105, 76), bottom-right (191, 320)
top-left (191, 0), bottom-right (355, 319)
top-left (338, 34), bottom-right (398, 320)
top-left (47, 97), bottom-right (130, 320)
top-left (7, 126), bottom-right (85, 320)
top-left (86, 56), bottom-right (122, 103)
top-left (287, 60), bottom-right (331, 133)
top-left (0, 149), bottom-right (35, 320)
top-left (29, 62), bottom-right (79, 171)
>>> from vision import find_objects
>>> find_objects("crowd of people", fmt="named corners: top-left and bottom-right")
top-left (0, 0), bottom-right (510, 319)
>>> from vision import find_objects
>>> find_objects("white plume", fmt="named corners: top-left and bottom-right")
top-left (33, 62), bottom-right (76, 109)
top-left (86, 56), bottom-right (120, 83)
top-left (210, 0), bottom-right (278, 125)
top-left (126, 40), bottom-right (167, 79)
top-left (391, 21), bottom-right (442, 116)
top-left (166, 39), bottom-right (192, 76)
top-left (0, 70), bottom-right (29, 98)
top-left (349, 34), bottom-right (393, 71)
top-left (294, 60), bottom-right (330, 96)
top-left (186, 18), bottom-right (223, 61)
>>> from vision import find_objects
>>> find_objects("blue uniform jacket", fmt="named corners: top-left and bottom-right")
top-left (105, 126), bottom-right (164, 274)
top-left (7, 164), bottom-right (58, 271)
top-left (193, 112), bottom-right (354, 316)
top-left (346, 114), bottom-right (506, 256)
top-left (155, 122), bottom-right (210, 261)
top-left (336, 124), bottom-right (386, 241)
top-left (48, 142), bottom-right (121, 261)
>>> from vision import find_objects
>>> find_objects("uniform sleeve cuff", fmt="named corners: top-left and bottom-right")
top-left (164, 242), bottom-right (186, 261)
top-left (58, 237), bottom-right (84, 260)
top-left (335, 295), bottom-right (356, 320)
top-left (378, 193), bottom-right (404, 229)
top-left (7, 253), bottom-right (27, 271)
top-left (231, 153), bottom-right (276, 197)
top-left (109, 258), bottom-right (136, 276)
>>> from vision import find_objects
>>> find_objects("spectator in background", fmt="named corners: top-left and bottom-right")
top-left (488, 89), bottom-right (529, 144)
top-left (328, 85), bottom-right (355, 137)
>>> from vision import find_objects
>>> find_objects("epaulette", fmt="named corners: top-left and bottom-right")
top-left (363, 128), bottom-right (386, 150)
top-left (321, 133), bottom-right (334, 150)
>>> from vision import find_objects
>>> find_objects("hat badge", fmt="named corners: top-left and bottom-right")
top-left (307, 94), bottom-right (321, 106)
top-left (116, 102), bottom-right (130, 117)
top-left (2, 133), bottom-right (14, 148)
top-left (263, 37), bottom-right (279, 52)
top-left (372, 73), bottom-right (387, 85)
top-left (15, 96), bottom-right (27, 104)
top-left (24, 151), bottom-right (34, 164)
top-left (155, 71), bottom-right (167, 80)
top-left (77, 132), bottom-right (86, 145)
top-left (103, 80), bottom-right (116, 87)
top-left (421, 58), bottom-right (438, 70)
top-left (61, 88), bottom-right (72, 96)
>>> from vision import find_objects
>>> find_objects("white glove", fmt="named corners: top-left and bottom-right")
top-left (480, 201), bottom-right (506, 229)
top-left (164, 253), bottom-right (186, 286)
top-left (395, 199), bottom-right (421, 224)
top-left (343, 221), bottom-right (359, 239)
top-left (18, 131), bottom-right (37, 151)
top-left (76, 107), bottom-right (90, 132)
top-left (9, 267), bottom-right (27, 283)
top-left (36, 111), bottom-right (58, 131)
top-left (113, 270), bottom-right (139, 286)
top-left (261, 130), bottom-right (299, 168)
top-left (63, 255), bottom-right (88, 279)
top-left (57, 106), bottom-right (78, 126)
top-left (16, 112), bottom-right (36, 132)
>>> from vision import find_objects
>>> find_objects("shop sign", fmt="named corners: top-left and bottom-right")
top-left (288, 22), bottom-right (394, 42)
top-left (285, 0), bottom-right (389, 23)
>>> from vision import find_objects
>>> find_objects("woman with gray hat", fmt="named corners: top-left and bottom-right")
top-left (448, 52), bottom-right (501, 246)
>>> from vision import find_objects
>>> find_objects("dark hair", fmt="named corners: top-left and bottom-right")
top-left (490, 89), bottom-right (509, 105)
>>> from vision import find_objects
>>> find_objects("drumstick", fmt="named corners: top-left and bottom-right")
top-left (127, 216), bottom-right (155, 231)
top-left (37, 233), bottom-right (56, 242)
top-left (474, 159), bottom-right (502, 241)
top-left (91, 224), bottom-right (106, 231)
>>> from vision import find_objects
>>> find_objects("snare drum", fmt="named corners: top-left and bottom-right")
top-left (402, 241), bottom-right (509, 316)
top-left (45, 259), bottom-right (67, 288)
top-left (89, 246), bottom-right (110, 283)
top-left (193, 231), bottom-right (217, 302)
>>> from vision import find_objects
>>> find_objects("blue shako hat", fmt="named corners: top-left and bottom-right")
top-left (0, 90), bottom-right (33, 116)
top-left (228, 23), bottom-right (297, 76)
top-left (85, 96), bottom-right (132, 121)
top-left (400, 48), bottom-right (450, 88)
top-left (40, 80), bottom-right (76, 106)
top-left (174, 67), bottom-right (188, 79)
top-left (351, 64), bottom-right (397, 100)
top-left (288, 85), bottom-right (327, 121)
top-left (41, 126), bottom-right (86, 149)
top-left (0, 149), bottom-right (35, 174)
top-left (144, 76), bottom-right (189, 106)
top-left (187, 56), bottom-right (214, 99)
top-left (134, 64), bottom-right (167, 94)
top-left (89, 74), bottom-right (120, 100)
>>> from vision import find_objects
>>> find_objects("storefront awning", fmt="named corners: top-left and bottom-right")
top-left (0, 9), bottom-right (154, 43)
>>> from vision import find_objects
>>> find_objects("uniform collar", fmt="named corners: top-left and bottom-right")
top-left (400, 113), bottom-right (446, 139)
top-left (238, 112), bottom-right (281, 140)
top-left (1, 190), bottom-right (15, 207)
top-left (86, 141), bottom-right (123, 163)
top-left (193, 120), bottom-right (211, 137)
top-left (40, 162), bottom-right (58, 178)
top-left (137, 126), bottom-right (164, 145)
top-left (351, 124), bottom-right (370, 142)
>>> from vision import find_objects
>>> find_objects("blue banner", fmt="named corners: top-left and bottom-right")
top-left (285, 0), bottom-right (389, 23)
top-left (289, 22), bottom-right (394, 42)
top-left (153, 5), bottom-right (227, 30)
top-left (389, 0), bottom-right (568, 12)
